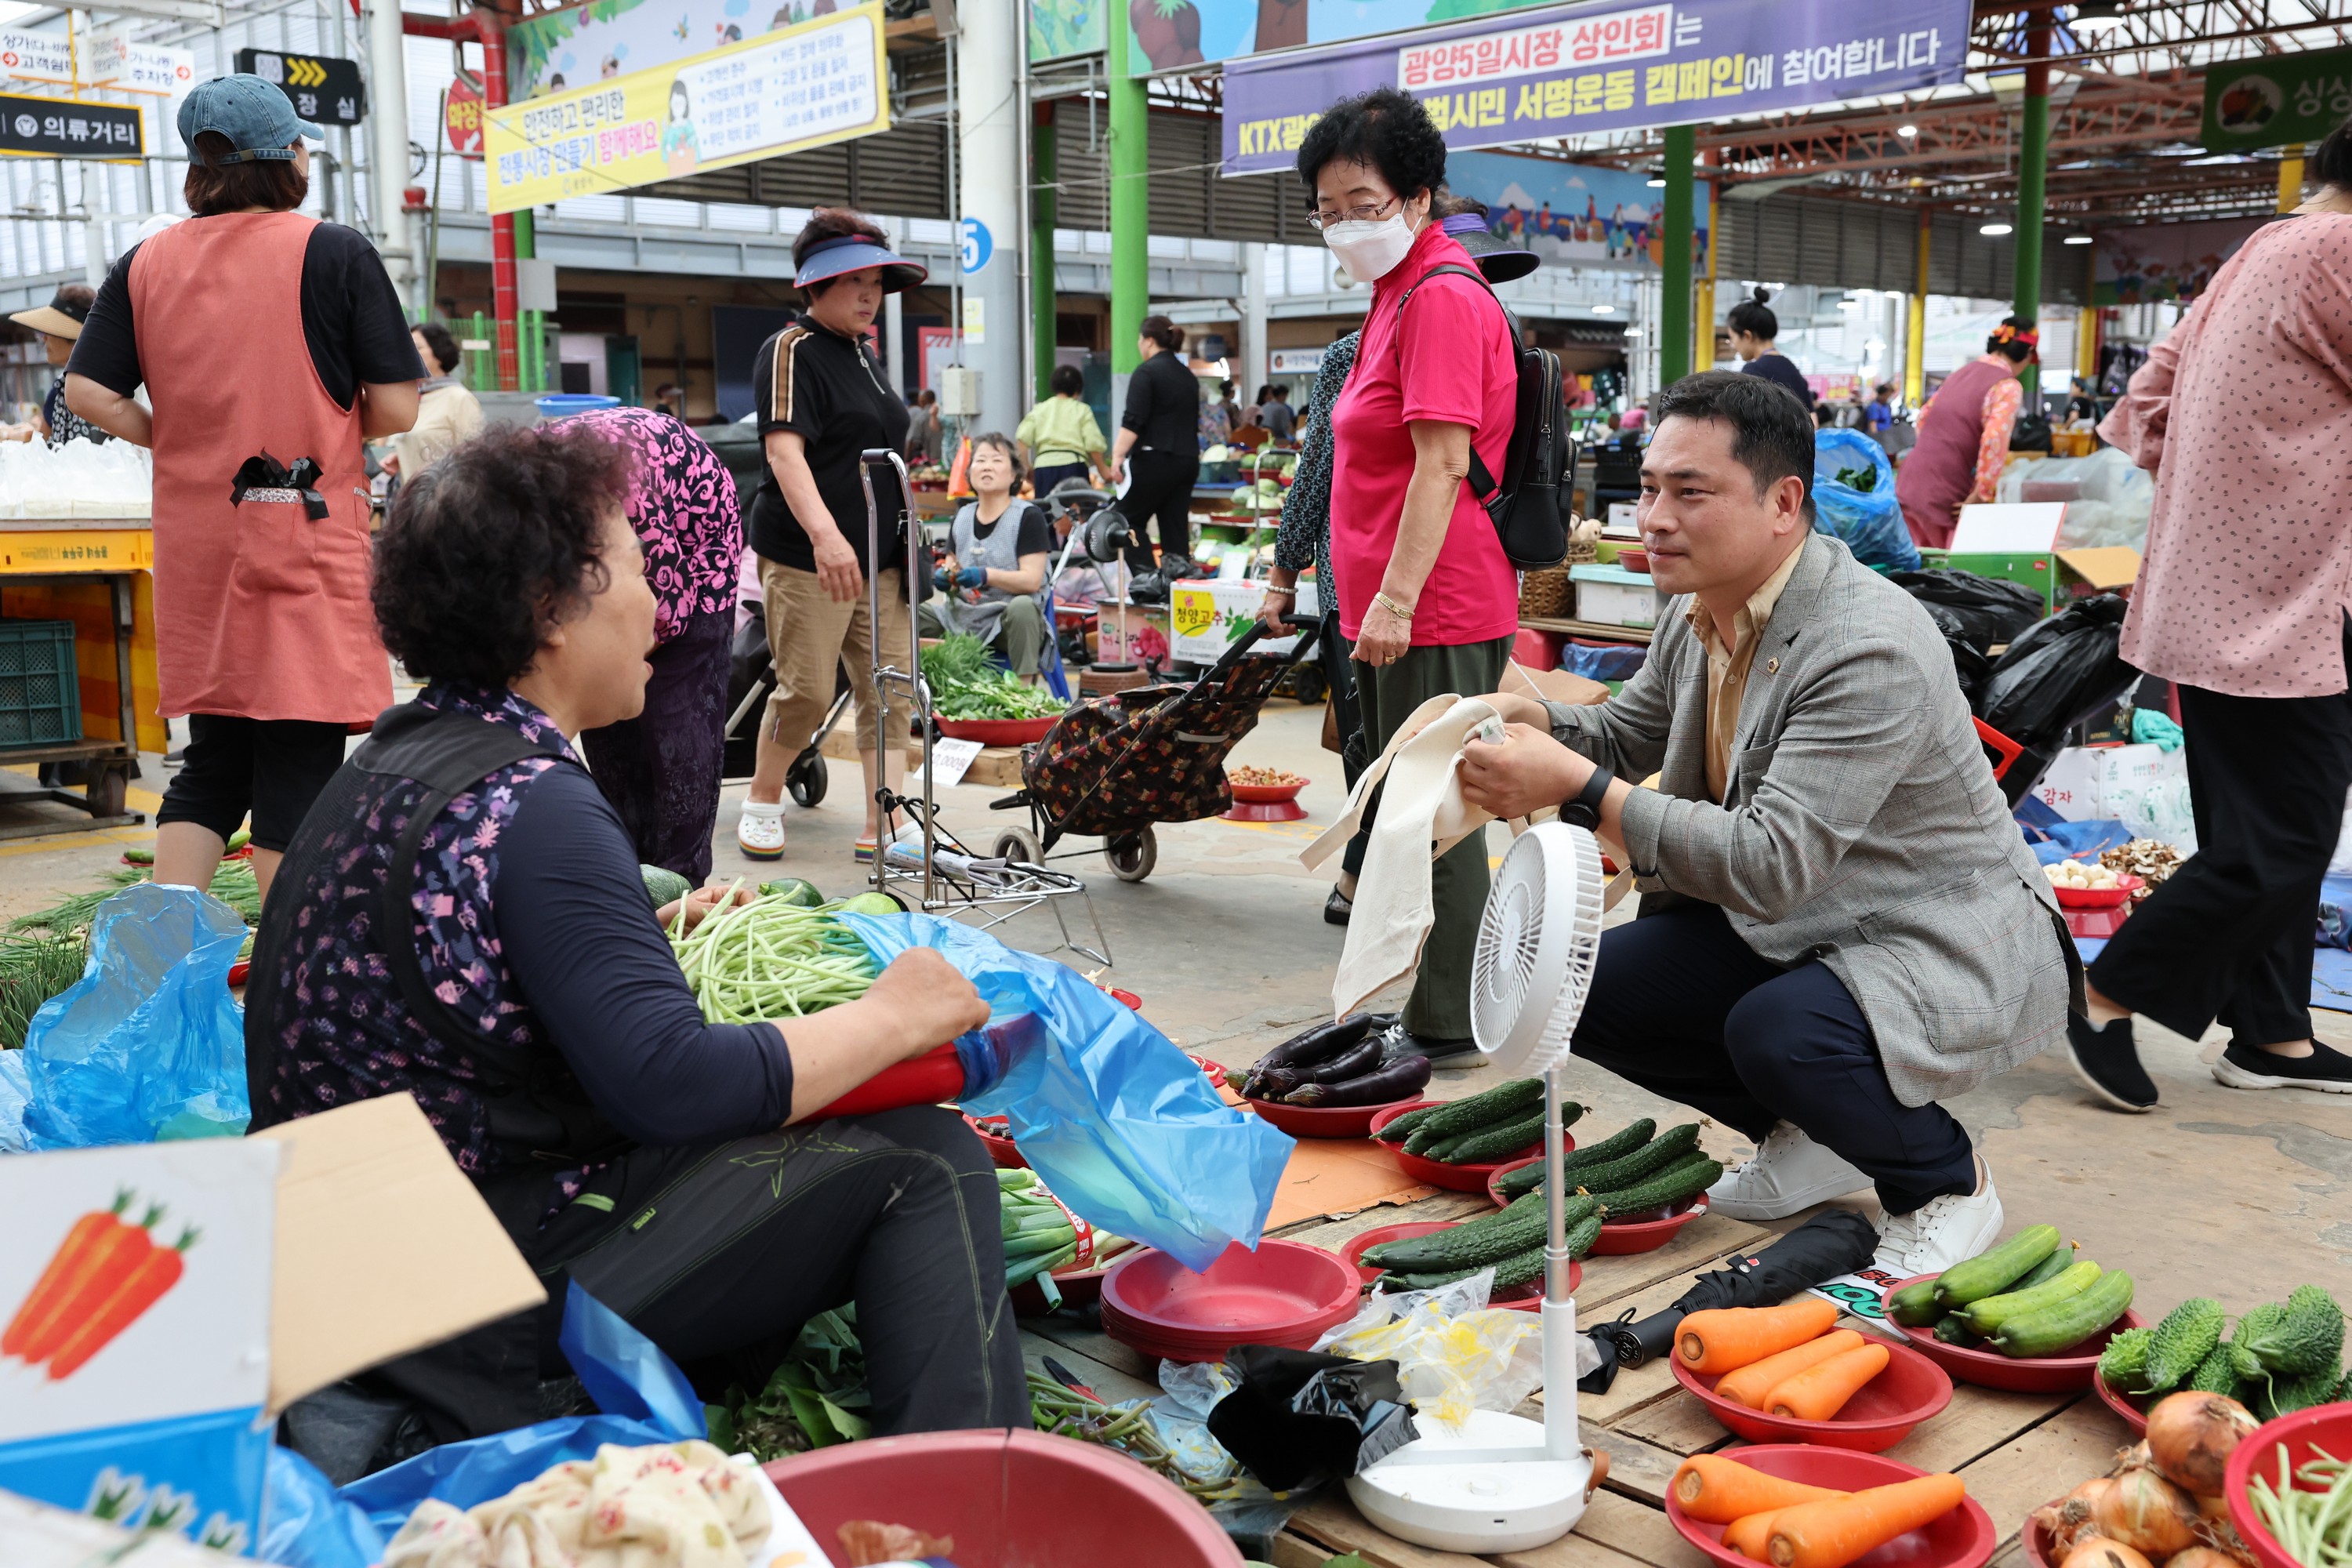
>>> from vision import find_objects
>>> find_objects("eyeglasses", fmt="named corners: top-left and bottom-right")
top-left (1305, 195), bottom-right (1402, 230)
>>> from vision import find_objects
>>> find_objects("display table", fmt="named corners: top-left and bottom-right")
top-left (0, 517), bottom-right (161, 836)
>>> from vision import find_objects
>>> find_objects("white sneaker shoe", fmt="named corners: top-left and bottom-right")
top-left (1704, 1123), bottom-right (1871, 1220)
top-left (1871, 1168), bottom-right (2004, 1277)
top-left (738, 801), bottom-right (786, 861)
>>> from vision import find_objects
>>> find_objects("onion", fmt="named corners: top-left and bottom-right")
top-left (2092, 1465), bottom-right (2201, 1561)
top-left (2144, 1392), bottom-right (2259, 1498)
top-left (2038, 1478), bottom-right (2117, 1559)
top-left (2169, 1548), bottom-right (2246, 1568)
top-left (2064, 1536), bottom-right (2156, 1568)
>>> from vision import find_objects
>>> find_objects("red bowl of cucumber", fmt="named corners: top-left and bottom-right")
top-left (1369, 1100), bottom-right (1559, 1191)
top-left (1338, 1220), bottom-right (1577, 1310)
top-left (1882, 1272), bottom-right (2145, 1393)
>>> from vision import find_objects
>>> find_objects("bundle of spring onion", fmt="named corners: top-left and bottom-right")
top-left (667, 883), bottom-right (880, 1024)
top-left (998, 1167), bottom-right (1133, 1304)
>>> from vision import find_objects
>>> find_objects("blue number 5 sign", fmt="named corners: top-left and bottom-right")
top-left (959, 216), bottom-right (993, 275)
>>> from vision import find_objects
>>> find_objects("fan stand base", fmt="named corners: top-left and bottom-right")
top-left (1344, 1410), bottom-right (1591, 1554)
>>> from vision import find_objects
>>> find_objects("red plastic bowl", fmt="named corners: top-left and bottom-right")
top-left (2229, 1404), bottom-right (2352, 1568)
top-left (1369, 1101), bottom-right (1562, 1192)
top-left (1248, 1092), bottom-right (1421, 1138)
top-left (1100, 1241), bottom-right (1359, 1362)
top-left (2021, 1498), bottom-right (2066, 1568)
top-left (1592, 1195), bottom-right (1710, 1254)
top-left (1229, 779), bottom-right (1307, 803)
top-left (2053, 872), bottom-right (2143, 910)
top-left (2091, 1367), bottom-right (2151, 1436)
top-left (962, 1112), bottom-right (1026, 1169)
top-left (1338, 1221), bottom-right (1576, 1311)
top-left (1882, 1275), bottom-right (2146, 1392)
top-left (1671, 1339), bottom-right (1954, 1452)
top-left (1664, 1445), bottom-right (1995, 1568)
top-left (936, 714), bottom-right (1061, 746)
top-left (767, 1428), bottom-right (1243, 1567)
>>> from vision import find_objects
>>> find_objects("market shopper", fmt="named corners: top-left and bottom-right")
top-left (382, 321), bottom-right (484, 482)
top-left (1456, 371), bottom-right (2073, 1272)
top-left (736, 208), bottom-right (924, 864)
top-left (1014, 362), bottom-right (1109, 497)
top-left (1726, 289), bottom-right (1813, 408)
top-left (1258, 384), bottom-right (1297, 441)
top-left (4, 285), bottom-right (107, 446)
top-left (64, 74), bottom-right (422, 905)
top-left (1893, 318), bottom-right (2035, 549)
top-left (1105, 314), bottom-right (1202, 580)
top-left (247, 420), bottom-right (1025, 1450)
top-left (917, 432), bottom-right (1051, 679)
top-left (1292, 94), bottom-right (1522, 1064)
top-left (2065, 119), bottom-right (2352, 1108)
top-left (567, 406), bottom-right (741, 884)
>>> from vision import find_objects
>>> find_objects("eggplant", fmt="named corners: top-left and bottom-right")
top-left (1247, 1013), bottom-right (1376, 1076)
top-left (1281, 1054), bottom-right (1433, 1107)
top-left (1247, 1066), bottom-right (1305, 1101)
top-left (1298, 1034), bottom-right (1381, 1085)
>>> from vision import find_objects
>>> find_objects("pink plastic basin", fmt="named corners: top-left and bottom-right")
top-left (1102, 1240), bottom-right (1356, 1336)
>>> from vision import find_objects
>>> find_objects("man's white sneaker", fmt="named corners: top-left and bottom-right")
top-left (737, 801), bottom-right (787, 861)
top-left (1704, 1123), bottom-right (1871, 1220)
top-left (1871, 1172), bottom-right (2004, 1277)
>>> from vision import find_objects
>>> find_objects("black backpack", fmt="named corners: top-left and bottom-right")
top-left (1396, 263), bottom-right (1576, 570)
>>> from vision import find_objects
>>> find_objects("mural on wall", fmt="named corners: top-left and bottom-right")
top-left (506, 0), bottom-right (854, 101)
top-left (2090, 216), bottom-right (2268, 306)
top-left (1031, 0), bottom-right (1107, 59)
top-left (1444, 149), bottom-right (1710, 274)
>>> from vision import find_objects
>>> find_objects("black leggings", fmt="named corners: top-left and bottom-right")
top-left (1122, 449), bottom-right (1198, 571)
top-left (156, 713), bottom-right (349, 851)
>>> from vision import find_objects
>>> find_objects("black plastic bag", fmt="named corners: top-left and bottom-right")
top-left (1207, 1347), bottom-right (1418, 1492)
top-left (1920, 602), bottom-right (1994, 706)
top-left (1977, 593), bottom-right (2140, 752)
top-left (1890, 569), bottom-right (2045, 653)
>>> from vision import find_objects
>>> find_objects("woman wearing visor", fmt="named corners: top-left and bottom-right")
top-left (66, 74), bottom-right (421, 905)
top-left (739, 209), bottom-right (924, 863)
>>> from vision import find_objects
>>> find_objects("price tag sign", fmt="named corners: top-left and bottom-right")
top-left (1809, 1267), bottom-right (1907, 1326)
top-left (913, 736), bottom-right (984, 791)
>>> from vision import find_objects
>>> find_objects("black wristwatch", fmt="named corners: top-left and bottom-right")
top-left (1562, 766), bottom-right (1615, 830)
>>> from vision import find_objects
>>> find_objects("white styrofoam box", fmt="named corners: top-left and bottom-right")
top-left (1569, 564), bottom-right (1669, 630)
top-left (1168, 577), bottom-right (1319, 662)
top-left (2029, 747), bottom-right (2104, 821)
top-left (2032, 742), bottom-right (2195, 850)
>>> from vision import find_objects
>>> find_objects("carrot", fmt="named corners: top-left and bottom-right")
top-left (1716, 1329), bottom-right (1867, 1409)
top-left (15, 1201), bottom-right (162, 1365)
top-left (1765, 1341), bottom-right (1889, 1422)
top-left (1678, 1298), bottom-right (1841, 1374)
top-left (45, 1226), bottom-right (196, 1381)
top-left (1766, 1474), bottom-right (1967, 1568)
top-left (1673, 1454), bottom-right (1851, 1523)
top-left (1724, 1509), bottom-right (1789, 1561)
top-left (3, 1189), bottom-right (132, 1360)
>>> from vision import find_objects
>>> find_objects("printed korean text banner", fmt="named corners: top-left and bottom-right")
top-left (2201, 43), bottom-right (2352, 154)
top-left (484, 2), bottom-right (886, 214)
top-left (1221, 0), bottom-right (1969, 174)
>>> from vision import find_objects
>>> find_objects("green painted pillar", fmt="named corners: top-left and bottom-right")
top-left (1108, 13), bottom-right (1148, 376)
top-left (2013, 18), bottom-right (2051, 401)
top-left (1659, 124), bottom-right (1695, 387)
top-left (1033, 101), bottom-right (1058, 401)
top-left (514, 211), bottom-right (545, 394)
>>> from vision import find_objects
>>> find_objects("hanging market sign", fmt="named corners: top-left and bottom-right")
top-left (1221, 0), bottom-right (1969, 175)
top-left (2201, 43), bottom-right (2352, 154)
top-left (482, 2), bottom-right (886, 214)
top-left (446, 67), bottom-right (485, 154)
top-left (0, 90), bottom-right (143, 158)
top-left (234, 49), bottom-right (366, 128)
top-left (0, 30), bottom-right (74, 85)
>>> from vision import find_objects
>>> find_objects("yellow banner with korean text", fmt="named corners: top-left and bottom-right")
top-left (482, 2), bottom-right (887, 216)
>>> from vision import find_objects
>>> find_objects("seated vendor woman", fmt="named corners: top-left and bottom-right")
top-left (916, 431), bottom-right (1051, 679)
top-left (245, 422), bottom-right (1027, 1452)
top-left (1454, 371), bottom-right (2077, 1277)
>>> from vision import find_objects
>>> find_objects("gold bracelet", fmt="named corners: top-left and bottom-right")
top-left (1374, 591), bottom-right (1415, 621)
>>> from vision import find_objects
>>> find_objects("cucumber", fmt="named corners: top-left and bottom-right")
top-left (1385, 1213), bottom-right (1608, 1293)
top-left (2098, 1326), bottom-right (2156, 1392)
top-left (1406, 1078), bottom-right (1544, 1142)
top-left (1887, 1277), bottom-right (1947, 1327)
top-left (1375, 1102), bottom-right (1446, 1144)
top-left (1933, 1314), bottom-right (1982, 1346)
top-left (2143, 1297), bottom-right (2227, 1392)
top-left (1933, 1225), bottom-right (2062, 1309)
top-left (1991, 1269), bottom-right (2135, 1359)
top-left (1439, 1110), bottom-right (1546, 1164)
top-left (1962, 1261), bottom-right (2103, 1338)
top-left (1366, 1196), bottom-right (1599, 1272)
top-left (1563, 1123), bottom-right (1702, 1196)
top-left (1591, 1152), bottom-right (1722, 1218)
top-left (1496, 1118), bottom-right (1658, 1200)
top-left (2010, 1244), bottom-right (2081, 1293)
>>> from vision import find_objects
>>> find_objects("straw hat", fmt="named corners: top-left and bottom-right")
top-left (8, 285), bottom-right (93, 342)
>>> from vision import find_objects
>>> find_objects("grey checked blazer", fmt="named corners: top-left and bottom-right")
top-left (1544, 532), bottom-right (2080, 1107)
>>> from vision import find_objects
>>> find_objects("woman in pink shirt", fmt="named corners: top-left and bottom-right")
top-left (1290, 87), bottom-right (1519, 1065)
top-left (2067, 116), bottom-right (2352, 1109)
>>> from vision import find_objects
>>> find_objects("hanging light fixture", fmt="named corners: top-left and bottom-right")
top-left (1980, 220), bottom-right (2015, 236)
top-left (2063, 233), bottom-right (2094, 245)
top-left (2071, 0), bottom-right (2126, 35)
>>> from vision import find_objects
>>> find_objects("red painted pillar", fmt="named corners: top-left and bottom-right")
top-left (480, 12), bottom-right (519, 392)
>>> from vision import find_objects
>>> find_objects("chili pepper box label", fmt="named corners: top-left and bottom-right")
top-left (0, 1138), bottom-right (278, 1555)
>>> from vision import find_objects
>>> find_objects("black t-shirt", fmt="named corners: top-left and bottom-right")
top-left (750, 321), bottom-right (912, 571)
top-left (1740, 353), bottom-right (1813, 409)
top-left (69, 222), bottom-right (424, 409)
top-left (969, 499), bottom-right (1052, 557)
top-left (1121, 349), bottom-right (1200, 453)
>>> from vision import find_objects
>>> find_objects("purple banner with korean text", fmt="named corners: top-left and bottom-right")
top-left (1221, 0), bottom-right (1969, 176)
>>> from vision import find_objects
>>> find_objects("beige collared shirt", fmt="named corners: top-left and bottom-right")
top-left (1689, 541), bottom-right (1806, 803)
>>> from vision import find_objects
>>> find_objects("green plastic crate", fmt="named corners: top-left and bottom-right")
top-left (0, 619), bottom-right (82, 749)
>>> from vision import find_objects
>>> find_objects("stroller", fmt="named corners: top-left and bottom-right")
top-left (985, 615), bottom-right (1323, 883)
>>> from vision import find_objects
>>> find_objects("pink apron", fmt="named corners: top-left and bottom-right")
top-left (129, 212), bottom-right (390, 723)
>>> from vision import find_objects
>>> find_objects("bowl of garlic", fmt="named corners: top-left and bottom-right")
top-left (2043, 858), bottom-right (2143, 909)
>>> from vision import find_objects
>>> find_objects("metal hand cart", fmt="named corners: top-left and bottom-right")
top-left (856, 448), bottom-right (1109, 966)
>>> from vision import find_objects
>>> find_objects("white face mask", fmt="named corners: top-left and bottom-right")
top-left (1322, 212), bottom-right (1416, 284)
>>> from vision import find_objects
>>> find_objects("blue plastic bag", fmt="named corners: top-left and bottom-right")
top-left (1558, 642), bottom-right (1646, 683)
top-left (260, 1447), bottom-right (382, 1568)
top-left (339, 1282), bottom-right (701, 1544)
top-left (1812, 428), bottom-right (1919, 572)
top-left (18, 882), bottom-right (249, 1150)
top-left (840, 913), bottom-right (1292, 1272)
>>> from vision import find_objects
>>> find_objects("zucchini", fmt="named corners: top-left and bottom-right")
top-left (1591, 1153), bottom-right (1722, 1218)
top-left (2097, 1327), bottom-right (2155, 1392)
top-left (1563, 1123), bottom-right (1703, 1196)
top-left (1406, 1077), bottom-right (1544, 1142)
top-left (641, 864), bottom-right (693, 907)
top-left (1962, 1261), bottom-right (2103, 1338)
top-left (1991, 1269), bottom-right (2135, 1359)
top-left (759, 877), bottom-right (826, 908)
top-left (2143, 1297), bottom-right (2227, 1392)
top-left (1932, 1225), bottom-right (2062, 1308)
top-left (1886, 1277), bottom-right (1946, 1327)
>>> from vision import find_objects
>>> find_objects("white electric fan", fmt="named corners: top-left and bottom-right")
top-left (1346, 820), bottom-right (1608, 1554)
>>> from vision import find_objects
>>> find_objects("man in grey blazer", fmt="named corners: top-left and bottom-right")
top-left (1458, 372), bottom-right (2077, 1274)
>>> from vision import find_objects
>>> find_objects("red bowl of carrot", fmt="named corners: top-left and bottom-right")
top-left (1665, 1447), bottom-right (1994, 1568)
top-left (1671, 1301), bottom-right (1953, 1453)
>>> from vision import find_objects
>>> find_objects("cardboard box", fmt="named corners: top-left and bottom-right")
top-left (1167, 577), bottom-right (1319, 664)
top-left (1570, 563), bottom-right (1670, 629)
top-left (1094, 604), bottom-right (1171, 668)
top-left (2029, 742), bottom-right (2188, 844)
top-left (2056, 546), bottom-right (2141, 600)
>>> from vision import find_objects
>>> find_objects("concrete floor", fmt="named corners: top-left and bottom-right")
top-left (4, 693), bottom-right (2347, 1317)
